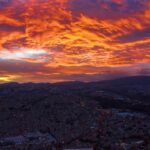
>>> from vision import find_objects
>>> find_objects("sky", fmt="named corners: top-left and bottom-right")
top-left (0, 0), bottom-right (150, 83)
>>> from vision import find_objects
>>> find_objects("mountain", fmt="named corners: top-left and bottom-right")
top-left (0, 76), bottom-right (149, 149)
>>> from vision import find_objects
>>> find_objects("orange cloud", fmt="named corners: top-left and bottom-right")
top-left (0, 0), bottom-right (149, 82)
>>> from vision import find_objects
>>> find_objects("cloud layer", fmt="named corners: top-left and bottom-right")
top-left (0, 0), bottom-right (149, 82)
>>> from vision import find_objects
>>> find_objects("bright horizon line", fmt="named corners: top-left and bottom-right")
top-left (0, 75), bottom-right (149, 85)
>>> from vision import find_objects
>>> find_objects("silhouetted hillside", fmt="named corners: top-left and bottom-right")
top-left (0, 76), bottom-right (149, 149)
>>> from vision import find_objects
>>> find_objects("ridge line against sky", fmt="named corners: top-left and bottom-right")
top-left (0, 0), bottom-right (150, 83)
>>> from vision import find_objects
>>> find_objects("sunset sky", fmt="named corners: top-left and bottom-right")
top-left (0, 0), bottom-right (150, 83)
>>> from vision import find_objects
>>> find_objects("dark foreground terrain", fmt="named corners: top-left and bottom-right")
top-left (0, 76), bottom-right (150, 150)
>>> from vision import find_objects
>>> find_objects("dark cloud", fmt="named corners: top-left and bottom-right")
top-left (118, 27), bottom-right (150, 43)
top-left (0, 0), bottom-right (13, 9)
top-left (0, 23), bottom-right (25, 31)
top-left (2, 37), bottom-right (27, 49)
top-left (68, 0), bottom-right (147, 19)
top-left (0, 59), bottom-right (45, 73)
